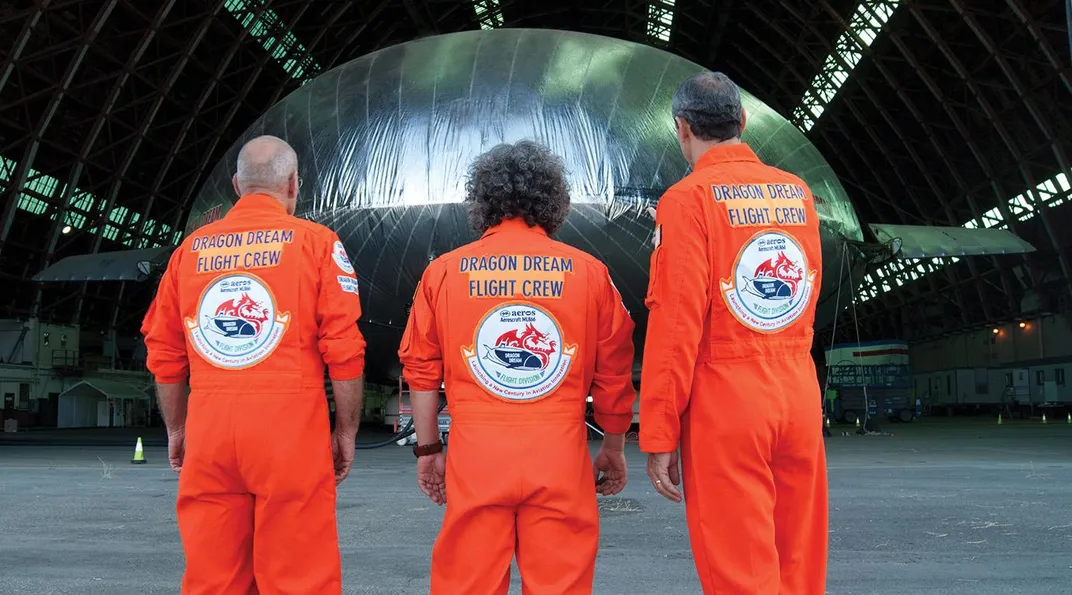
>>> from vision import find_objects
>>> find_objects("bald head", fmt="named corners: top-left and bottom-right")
top-left (232, 135), bottom-right (300, 214)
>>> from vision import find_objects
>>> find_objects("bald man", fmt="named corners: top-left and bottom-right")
top-left (142, 135), bottom-right (367, 594)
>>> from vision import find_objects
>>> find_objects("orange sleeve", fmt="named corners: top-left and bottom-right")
top-left (639, 188), bottom-right (710, 453)
top-left (141, 247), bottom-right (189, 384)
top-left (398, 261), bottom-right (444, 391)
top-left (589, 265), bottom-right (637, 434)
top-left (315, 231), bottom-right (366, 380)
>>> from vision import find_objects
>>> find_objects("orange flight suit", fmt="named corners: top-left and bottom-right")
top-left (141, 193), bottom-right (367, 595)
top-left (639, 144), bottom-right (828, 594)
top-left (398, 217), bottom-right (636, 595)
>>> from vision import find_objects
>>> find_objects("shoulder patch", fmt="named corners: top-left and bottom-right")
top-left (332, 240), bottom-right (355, 274)
top-left (337, 275), bottom-right (359, 295)
top-left (652, 224), bottom-right (662, 248)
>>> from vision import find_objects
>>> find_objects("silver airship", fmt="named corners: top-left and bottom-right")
top-left (184, 28), bottom-right (866, 383)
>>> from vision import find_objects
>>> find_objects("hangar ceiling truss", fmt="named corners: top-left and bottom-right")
top-left (0, 0), bottom-right (1068, 344)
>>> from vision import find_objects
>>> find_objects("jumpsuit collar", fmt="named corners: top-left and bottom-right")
top-left (481, 217), bottom-right (549, 239)
top-left (229, 193), bottom-right (289, 215)
top-left (694, 143), bottom-right (760, 170)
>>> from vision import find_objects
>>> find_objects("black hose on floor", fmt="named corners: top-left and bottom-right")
top-left (353, 397), bottom-right (447, 450)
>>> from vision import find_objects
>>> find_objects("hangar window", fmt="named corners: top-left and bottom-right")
top-left (1007, 195), bottom-right (1035, 221)
top-left (1057, 369), bottom-right (1066, 386)
top-left (858, 166), bottom-right (1071, 304)
top-left (100, 206), bottom-right (130, 242)
top-left (1037, 370), bottom-right (1045, 385)
top-left (473, 0), bottom-right (504, 29)
top-left (962, 206), bottom-right (1006, 230)
top-left (0, 155), bottom-right (175, 248)
top-left (138, 219), bottom-right (156, 249)
top-left (0, 157), bottom-right (53, 216)
top-left (22, 174), bottom-right (60, 215)
top-left (793, 0), bottom-right (903, 131)
top-left (647, 0), bottom-right (676, 44)
top-left (857, 256), bottom-right (959, 304)
top-left (122, 211), bottom-right (141, 246)
top-left (60, 190), bottom-right (98, 230)
top-left (1048, 174), bottom-right (1070, 207)
top-left (224, 0), bottom-right (320, 83)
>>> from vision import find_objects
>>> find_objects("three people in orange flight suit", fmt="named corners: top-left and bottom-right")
top-left (640, 71), bottom-right (829, 594)
top-left (143, 75), bottom-right (829, 595)
top-left (398, 140), bottom-right (637, 594)
top-left (141, 135), bottom-right (367, 595)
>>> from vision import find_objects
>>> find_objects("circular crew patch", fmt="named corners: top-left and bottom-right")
top-left (184, 273), bottom-right (291, 369)
top-left (332, 240), bottom-right (355, 274)
top-left (461, 302), bottom-right (577, 402)
top-left (719, 230), bottom-right (817, 334)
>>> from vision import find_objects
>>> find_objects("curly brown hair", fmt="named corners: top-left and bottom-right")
top-left (464, 140), bottom-right (571, 235)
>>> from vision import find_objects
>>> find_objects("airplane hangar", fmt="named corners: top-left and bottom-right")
top-left (1, 1), bottom-right (1070, 594)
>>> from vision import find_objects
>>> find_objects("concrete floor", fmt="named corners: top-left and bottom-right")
top-left (0, 420), bottom-right (1070, 594)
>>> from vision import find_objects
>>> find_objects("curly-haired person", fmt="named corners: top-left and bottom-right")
top-left (399, 139), bottom-right (637, 594)
top-left (463, 140), bottom-right (571, 236)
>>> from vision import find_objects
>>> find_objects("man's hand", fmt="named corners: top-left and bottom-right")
top-left (592, 445), bottom-right (628, 496)
top-left (167, 427), bottom-right (185, 473)
top-left (417, 451), bottom-right (447, 506)
top-left (331, 431), bottom-right (356, 485)
top-left (647, 451), bottom-right (682, 502)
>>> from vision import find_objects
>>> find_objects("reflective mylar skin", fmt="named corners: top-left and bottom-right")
top-left (186, 29), bottom-right (864, 382)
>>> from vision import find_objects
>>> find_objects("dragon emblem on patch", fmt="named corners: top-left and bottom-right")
top-left (462, 303), bottom-right (576, 402)
top-left (720, 231), bottom-right (817, 334)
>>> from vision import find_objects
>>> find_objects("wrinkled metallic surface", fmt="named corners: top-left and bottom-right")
top-left (187, 29), bottom-right (864, 382)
